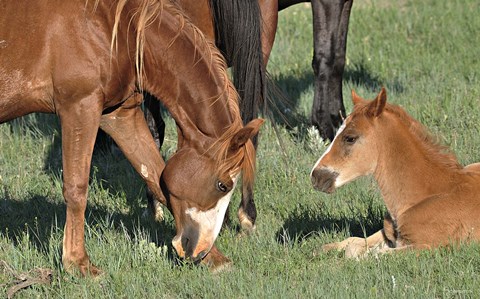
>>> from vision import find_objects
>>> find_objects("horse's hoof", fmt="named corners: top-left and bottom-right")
top-left (64, 261), bottom-right (104, 278)
top-left (237, 209), bottom-right (256, 235)
top-left (209, 260), bottom-right (233, 274)
top-left (142, 204), bottom-right (164, 222)
top-left (200, 247), bottom-right (232, 273)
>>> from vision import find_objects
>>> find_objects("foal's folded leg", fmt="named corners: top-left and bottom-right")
top-left (322, 230), bottom-right (387, 259)
top-left (377, 243), bottom-right (432, 255)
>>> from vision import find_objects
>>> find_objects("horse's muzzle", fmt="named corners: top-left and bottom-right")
top-left (311, 167), bottom-right (339, 193)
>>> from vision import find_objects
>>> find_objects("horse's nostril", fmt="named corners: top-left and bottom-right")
top-left (192, 250), bottom-right (208, 263)
top-left (182, 237), bottom-right (194, 258)
top-left (311, 168), bottom-right (323, 188)
top-left (311, 173), bottom-right (318, 188)
top-left (311, 168), bottom-right (339, 193)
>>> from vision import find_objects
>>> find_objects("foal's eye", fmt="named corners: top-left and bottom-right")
top-left (216, 181), bottom-right (228, 193)
top-left (343, 135), bottom-right (358, 144)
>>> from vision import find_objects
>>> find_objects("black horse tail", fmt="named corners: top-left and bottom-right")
top-left (209, 0), bottom-right (266, 126)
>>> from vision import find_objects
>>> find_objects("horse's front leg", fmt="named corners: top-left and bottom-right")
top-left (58, 97), bottom-right (103, 276)
top-left (100, 94), bottom-right (167, 220)
top-left (310, 0), bottom-right (353, 141)
top-left (233, 0), bottom-right (280, 235)
top-left (237, 183), bottom-right (257, 233)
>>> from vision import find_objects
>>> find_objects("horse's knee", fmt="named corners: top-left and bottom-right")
top-left (62, 182), bottom-right (88, 211)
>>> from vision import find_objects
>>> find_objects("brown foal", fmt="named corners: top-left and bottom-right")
top-left (311, 88), bottom-right (480, 257)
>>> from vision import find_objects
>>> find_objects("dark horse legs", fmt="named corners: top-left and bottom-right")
top-left (310, 0), bottom-right (353, 140)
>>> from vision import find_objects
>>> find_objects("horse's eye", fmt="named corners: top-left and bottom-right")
top-left (343, 135), bottom-right (358, 144)
top-left (216, 181), bottom-right (228, 193)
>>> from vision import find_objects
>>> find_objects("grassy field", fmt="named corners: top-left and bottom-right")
top-left (2, 0), bottom-right (480, 297)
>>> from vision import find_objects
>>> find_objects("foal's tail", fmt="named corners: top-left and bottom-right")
top-left (209, 0), bottom-right (266, 125)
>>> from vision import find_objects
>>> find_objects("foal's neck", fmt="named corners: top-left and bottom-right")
top-left (374, 116), bottom-right (460, 219)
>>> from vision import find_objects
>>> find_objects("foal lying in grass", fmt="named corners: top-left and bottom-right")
top-left (310, 88), bottom-right (480, 257)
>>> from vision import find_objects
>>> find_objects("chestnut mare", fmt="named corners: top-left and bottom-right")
top-left (311, 88), bottom-right (480, 257)
top-left (0, 0), bottom-right (263, 275)
top-left (145, 0), bottom-right (354, 231)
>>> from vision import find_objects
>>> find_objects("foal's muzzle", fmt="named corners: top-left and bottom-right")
top-left (311, 167), bottom-right (339, 193)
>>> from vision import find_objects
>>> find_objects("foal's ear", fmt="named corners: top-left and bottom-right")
top-left (367, 87), bottom-right (387, 117)
top-left (351, 89), bottom-right (366, 106)
top-left (230, 118), bottom-right (265, 151)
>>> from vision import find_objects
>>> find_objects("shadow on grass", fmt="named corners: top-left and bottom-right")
top-left (264, 71), bottom-right (311, 130)
top-left (343, 62), bottom-right (405, 94)
top-left (275, 206), bottom-right (384, 246)
top-left (0, 195), bottom-right (178, 265)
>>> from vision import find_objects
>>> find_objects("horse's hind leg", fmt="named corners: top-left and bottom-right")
top-left (143, 93), bottom-right (166, 149)
top-left (100, 94), bottom-right (167, 219)
top-left (310, 0), bottom-right (353, 140)
top-left (58, 97), bottom-right (103, 276)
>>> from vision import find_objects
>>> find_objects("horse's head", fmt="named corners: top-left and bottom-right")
top-left (161, 119), bottom-right (263, 262)
top-left (310, 88), bottom-right (388, 193)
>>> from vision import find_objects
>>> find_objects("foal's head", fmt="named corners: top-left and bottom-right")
top-left (310, 88), bottom-right (388, 193)
top-left (162, 119), bottom-right (263, 262)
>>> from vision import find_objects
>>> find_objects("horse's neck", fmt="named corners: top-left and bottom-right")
top-left (374, 118), bottom-right (458, 219)
top-left (139, 3), bottom-right (234, 147)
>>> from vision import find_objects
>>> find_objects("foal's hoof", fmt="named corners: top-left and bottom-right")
top-left (321, 242), bottom-right (342, 253)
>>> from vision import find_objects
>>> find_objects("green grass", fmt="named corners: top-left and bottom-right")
top-left (2, 0), bottom-right (480, 297)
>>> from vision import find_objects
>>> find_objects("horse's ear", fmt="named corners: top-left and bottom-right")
top-left (230, 118), bottom-right (265, 151)
top-left (352, 89), bottom-right (366, 106)
top-left (367, 87), bottom-right (387, 117)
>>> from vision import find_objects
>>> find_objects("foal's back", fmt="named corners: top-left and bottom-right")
top-left (398, 167), bottom-right (480, 247)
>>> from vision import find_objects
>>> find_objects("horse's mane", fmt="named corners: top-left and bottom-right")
top-left (100, 0), bottom-right (255, 185)
top-left (362, 102), bottom-right (462, 170)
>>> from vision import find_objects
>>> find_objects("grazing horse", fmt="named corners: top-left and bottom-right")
top-left (0, 0), bottom-right (263, 275)
top-left (310, 88), bottom-right (480, 257)
top-left (145, 0), bottom-right (354, 231)
top-left (144, 0), bottom-right (268, 233)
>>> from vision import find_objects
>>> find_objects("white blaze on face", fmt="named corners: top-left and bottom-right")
top-left (185, 192), bottom-right (231, 241)
top-left (178, 174), bottom-right (240, 257)
top-left (310, 120), bottom-right (347, 177)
